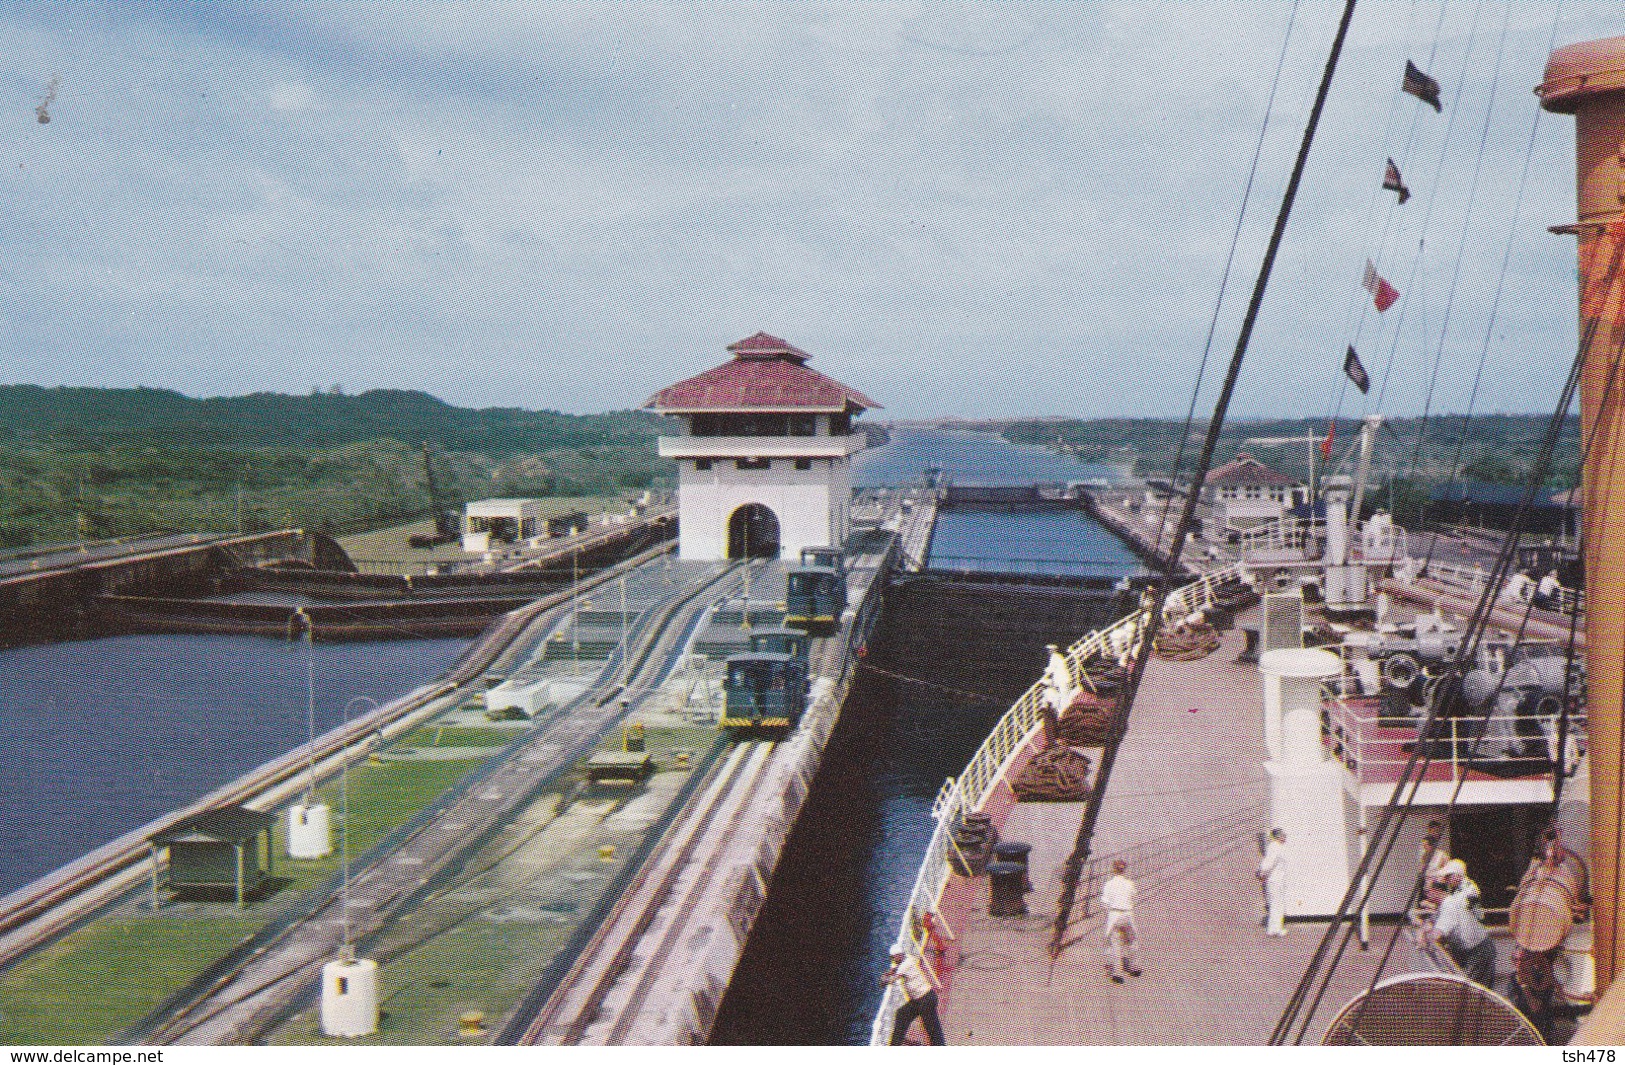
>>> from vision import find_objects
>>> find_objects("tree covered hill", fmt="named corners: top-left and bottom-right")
top-left (0, 386), bottom-right (672, 547)
top-left (0, 385), bottom-right (665, 453)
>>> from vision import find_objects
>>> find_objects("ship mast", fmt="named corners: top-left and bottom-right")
top-left (1539, 34), bottom-right (1625, 998)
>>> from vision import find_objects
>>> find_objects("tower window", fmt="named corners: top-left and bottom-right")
top-left (794, 459), bottom-right (813, 471)
top-left (695, 459), bottom-right (712, 471)
top-left (737, 458), bottom-right (771, 470)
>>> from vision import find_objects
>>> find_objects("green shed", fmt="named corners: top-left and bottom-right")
top-left (149, 805), bottom-right (275, 908)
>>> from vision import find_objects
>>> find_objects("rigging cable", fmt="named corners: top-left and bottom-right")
top-left (1422, 0), bottom-right (1568, 574)
top-left (1408, 0), bottom-right (1512, 560)
top-left (1048, 0), bottom-right (1363, 959)
top-left (1151, 0), bottom-right (1302, 559)
top-left (1271, 224), bottom-right (1625, 1043)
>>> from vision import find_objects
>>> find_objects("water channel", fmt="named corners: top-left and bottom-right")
top-left (0, 426), bottom-right (1144, 1043)
top-left (0, 634), bottom-right (467, 898)
top-left (711, 428), bottom-right (1145, 1044)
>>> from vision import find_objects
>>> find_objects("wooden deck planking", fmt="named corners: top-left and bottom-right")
top-left (940, 615), bottom-right (1404, 1045)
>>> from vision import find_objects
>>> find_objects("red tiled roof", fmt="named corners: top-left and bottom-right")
top-left (727, 331), bottom-right (810, 362)
top-left (1207, 454), bottom-right (1296, 487)
top-left (645, 334), bottom-right (881, 413)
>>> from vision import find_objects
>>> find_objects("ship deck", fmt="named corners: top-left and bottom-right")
top-left (937, 612), bottom-right (1455, 1045)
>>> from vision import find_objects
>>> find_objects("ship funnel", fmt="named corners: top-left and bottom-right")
top-left (1540, 34), bottom-right (1625, 1004)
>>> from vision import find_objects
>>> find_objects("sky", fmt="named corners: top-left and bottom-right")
top-left (0, 1), bottom-right (1621, 422)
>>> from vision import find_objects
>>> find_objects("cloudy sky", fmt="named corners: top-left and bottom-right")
top-left (1, 1), bottom-right (1619, 421)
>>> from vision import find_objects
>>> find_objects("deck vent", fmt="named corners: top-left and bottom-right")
top-left (1261, 592), bottom-right (1305, 653)
top-left (1322, 973), bottom-right (1542, 1045)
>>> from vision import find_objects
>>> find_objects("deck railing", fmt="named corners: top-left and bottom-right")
top-left (1321, 691), bottom-right (1583, 791)
top-left (871, 560), bottom-right (1253, 1044)
top-left (1238, 515), bottom-right (1319, 559)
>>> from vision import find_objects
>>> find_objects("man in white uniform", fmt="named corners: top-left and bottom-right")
top-left (1101, 859), bottom-right (1142, 983)
top-left (1258, 827), bottom-right (1288, 937)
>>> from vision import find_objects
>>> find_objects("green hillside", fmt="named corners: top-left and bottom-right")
top-left (0, 386), bottom-right (671, 547)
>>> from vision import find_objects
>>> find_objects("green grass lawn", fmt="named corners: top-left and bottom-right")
top-left (393, 726), bottom-right (522, 750)
top-left (0, 757), bottom-right (488, 1044)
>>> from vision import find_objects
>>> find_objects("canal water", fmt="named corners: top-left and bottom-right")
top-left (0, 634), bottom-right (467, 898)
top-left (711, 428), bottom-right (1145, 1044)
top-left (0, 425), bottom-right (1143, 1044)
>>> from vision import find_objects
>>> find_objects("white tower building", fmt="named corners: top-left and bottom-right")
top-left (646, 333), bottom-right (881, 561)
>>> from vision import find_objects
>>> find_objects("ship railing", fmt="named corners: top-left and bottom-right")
top-left (1321, 689), bottom-right (1584, 791)
top-left (1393, 557), bottom-right (1584, 616)
top-left (872, 560), bottom-right (1254, 1044)
top-left (1237, 515), bottom-right (1319, 560)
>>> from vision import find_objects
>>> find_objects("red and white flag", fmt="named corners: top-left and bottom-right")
top-left (1362, 260), bottom-right (1399, 312)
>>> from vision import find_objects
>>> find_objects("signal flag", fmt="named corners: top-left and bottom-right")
top-left (1383, 158), bottom-right (1410, 204)
top-left (1344, 346), bottom-right (1370, 394)
top-left (1362, 261), bottom-right (1399, 313)
top-left (1403, 60), bottom-right (1442, 111)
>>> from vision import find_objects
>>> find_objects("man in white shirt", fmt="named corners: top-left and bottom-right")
top-left (883, 946), bottom-right (946, 1045)
top-left (1257, 828), bottom-right (1288, 937)
top-left (1537, 569), bottom-right (1563, 610)
top-left (1101, 859), bottom-right (1142, 983)
top-left (1428, 863), bottom-right (1495, 986)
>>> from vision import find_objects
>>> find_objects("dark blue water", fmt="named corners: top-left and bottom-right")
top-left (714, 427), bottom-right (1144, 1045)
top-left (854, 426), bottom-right (1121, 488)
top-left (929, 511), bottom-right (1147, 578)
top-left (0, 634), bottom-right (467, 897)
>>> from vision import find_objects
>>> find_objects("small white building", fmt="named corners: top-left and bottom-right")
top-left (1203, 454), bottom-right (1307, 533)
top-left (462, 498), bottom-right (544, 553)
top-left (646, 333), bottom-right (881, 561)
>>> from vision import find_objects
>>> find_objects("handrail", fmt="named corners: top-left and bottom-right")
top-left (871, 559), bottom-right (1254, 1043)
top-left (1322, 693), bottom-right (1584, 789)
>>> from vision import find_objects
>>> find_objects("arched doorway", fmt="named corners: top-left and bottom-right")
top-left (728, 503), bottom-right (780, 559)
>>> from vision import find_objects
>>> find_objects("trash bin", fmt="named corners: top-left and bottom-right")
top-left (987, 861), bottom-right (1028, 917)
top-left (994, 841), bottom-right (1032, 872)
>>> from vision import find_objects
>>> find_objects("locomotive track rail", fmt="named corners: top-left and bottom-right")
top-left (0, 541), bottom-right (680, 979)
top-left (121, 559), bottom-right (748, 1044)
top-left (509, 738), bottom-right (781, 1045)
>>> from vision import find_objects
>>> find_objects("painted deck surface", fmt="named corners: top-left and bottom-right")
top-left (937, 614), bottom-right (1424, 1045)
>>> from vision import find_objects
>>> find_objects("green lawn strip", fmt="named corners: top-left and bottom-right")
top-left (392, 726), bottom-right (520, 750)
top-left (272, 917), bottom-right (579, 1044)
top-left (320, 757), bottom-right (490, 861)
top-left (0, 913), bottom-right (262, 1044)
top-left (0, 757), bottom-right (489, 1044)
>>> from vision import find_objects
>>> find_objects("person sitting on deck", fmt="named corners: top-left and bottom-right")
top-left (1427, 861), bottom-right (1495, 987)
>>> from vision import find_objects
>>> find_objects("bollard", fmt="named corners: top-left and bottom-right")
top-left (988, 861), bottom-right (1028, 917)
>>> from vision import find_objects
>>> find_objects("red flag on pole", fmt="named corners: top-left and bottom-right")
top-left (1362, 260), bottom-right (1399, 312)
top-left (1321, 424), bottom-right (1334, 461)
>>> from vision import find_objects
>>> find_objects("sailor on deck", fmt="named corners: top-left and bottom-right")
top-left (1428, 860), bottom-right (1495, 987)
top-left (1536, 569), bottom-right (1564, 610)
top-left (883, 946), bottom-right (946, 1045)
top-left (1102, 859), bottom-right (1142, 983)
top-left (1257, 828), bottom-right (1288, 937)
